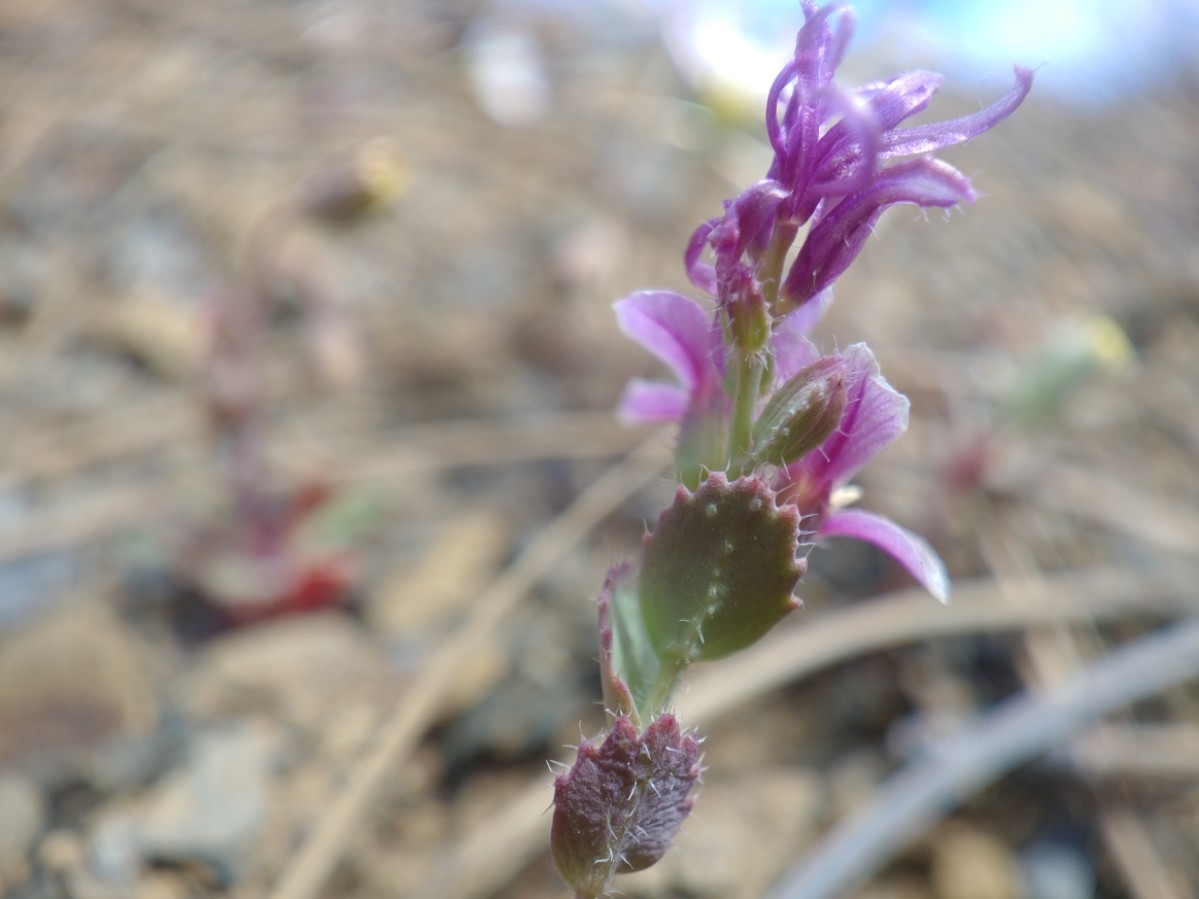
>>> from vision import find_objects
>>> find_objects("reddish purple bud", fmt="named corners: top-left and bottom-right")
top-left (725, 267), bottom-right (772, 355)
top-left (551, 714), bottom-right (701, 897)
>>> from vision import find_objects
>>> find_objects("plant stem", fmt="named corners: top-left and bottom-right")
top-left (761, 222), bottom-right (796, 312)
top-left (643, 652), bottom-right (689, 720)
top-left (728, 350), bottom-right (764, 469)
top-left (726, 220), bottom-right (793, 467)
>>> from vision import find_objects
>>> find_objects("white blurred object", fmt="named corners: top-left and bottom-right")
top-left (659, 3), bottom-right (796, 113)
top-left (464, 20), bottom-right (552, 126)
top-left (649, 0), bottom-right (1199, 108)
top-left (1020, 841), bottom-right (1096, 899)
top-left (487, 0), bottom-right (1196, 106)
top-left (854, 0), bottom-right (1199, 105)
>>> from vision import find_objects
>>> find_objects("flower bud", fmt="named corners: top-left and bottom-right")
top-left (725, 268), bottom-right (770, 354)
top-left (551, 714), bottom-right (701, 897)
top-left (751, 356), bottom-right (848, 467)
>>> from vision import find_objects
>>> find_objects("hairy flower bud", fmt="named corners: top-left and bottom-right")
top-left (751, 356), bottom-right (849, 467)
top-left (725, 266), bottom-right (771, 354)
top-left (551, 714), bottom-right (701, 898)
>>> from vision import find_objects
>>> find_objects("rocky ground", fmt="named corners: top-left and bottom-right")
top-left (1, 2), bottom-right (1198, 898)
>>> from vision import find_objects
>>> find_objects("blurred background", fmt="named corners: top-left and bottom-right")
top-left (1, 0), bottom-right (1197, 897)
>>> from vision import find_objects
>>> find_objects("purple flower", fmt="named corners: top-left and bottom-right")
top-left (777, 343), bottom-right (948, 602)
top-left (614, 290), bottom-right (724, 427)
top-left (566, 5), bottom-right (1025, 887)
top-left (616, 291), bottom-right (947, 601)
top-left (685, 1), bottom-right (1034, 317)
top-left (614, 290), bottom-right (820, 427)
top-left (613, 1), bottom-right (1029, 602)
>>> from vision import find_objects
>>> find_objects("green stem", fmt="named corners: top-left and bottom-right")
top-left (728, 350), bottom-right (765, 471)
top-left (726, 222), bottom-right (796, 469)
top-left (643, 653), bottom-right (689, 720)
top-left (643, 601), bottom-right (715, 716)
top-left (760, 221), bottom-right (797, 312)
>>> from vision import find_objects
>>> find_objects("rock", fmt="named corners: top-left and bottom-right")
top-left (87, 815), bottom-right (140, 887)
top-left (464, 22), bottom-right (550, 127)
top-left (188, 613), bottom-right (384, 732)
top-left (931, 825), bottom-right (1027, 899)
top-left (0, 604), bottom-right (163, 790)
top-left (127, 724), bottom-right (280, 879)
top-left (0, 772), bottom-right (44, 866)
top-left (85, 289), bottom-right (205, 381)
top-left (852, 877), bottom-right (932, 899)
top-left (38, 828), bottom-right (85, 875)
top-left (1020, 842), bottom-right (1095, 899)
top-left (0, 549), bottom-right (78, 631)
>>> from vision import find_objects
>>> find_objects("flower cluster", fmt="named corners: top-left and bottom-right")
top-left (617, 2), bottom-right (1031, 601)
top-left (551, 3), bottom-right (1030, 896)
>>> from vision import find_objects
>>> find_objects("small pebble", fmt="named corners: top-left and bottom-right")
top-left (1021, 842), bottom-right (1095, 899)
top-left (0, 773), bottom-right (45, 866)
top-left (931, 825), bottom-right (1026, 899)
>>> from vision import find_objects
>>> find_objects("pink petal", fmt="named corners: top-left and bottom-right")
top-left (818, 342), bottom-right (909, 486)
top-left (783, 157), bottom-right (976, 305)
top-left (779, 288), bottom-right (835, 344)
top-left (684, 221), bottom-right (719, 295)
top-left (615, 291), bottom-right (715, 394)
top-left (617, 379), bottom-right (688, 426)
top-left (881, 66), bottom-right (1035, 159)
top-left (820, 508), bottom-right (949, 603)
top-left (770, 317), bottom-right (823, 383)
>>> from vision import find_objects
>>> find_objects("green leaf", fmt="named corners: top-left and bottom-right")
top-left (638, 473), bottom-right (803, 664)
top-left (598, 565), bottom-right (660, 725)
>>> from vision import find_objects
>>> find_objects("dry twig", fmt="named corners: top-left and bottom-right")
top-left (766, 615), bottom-right (1199, 899)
